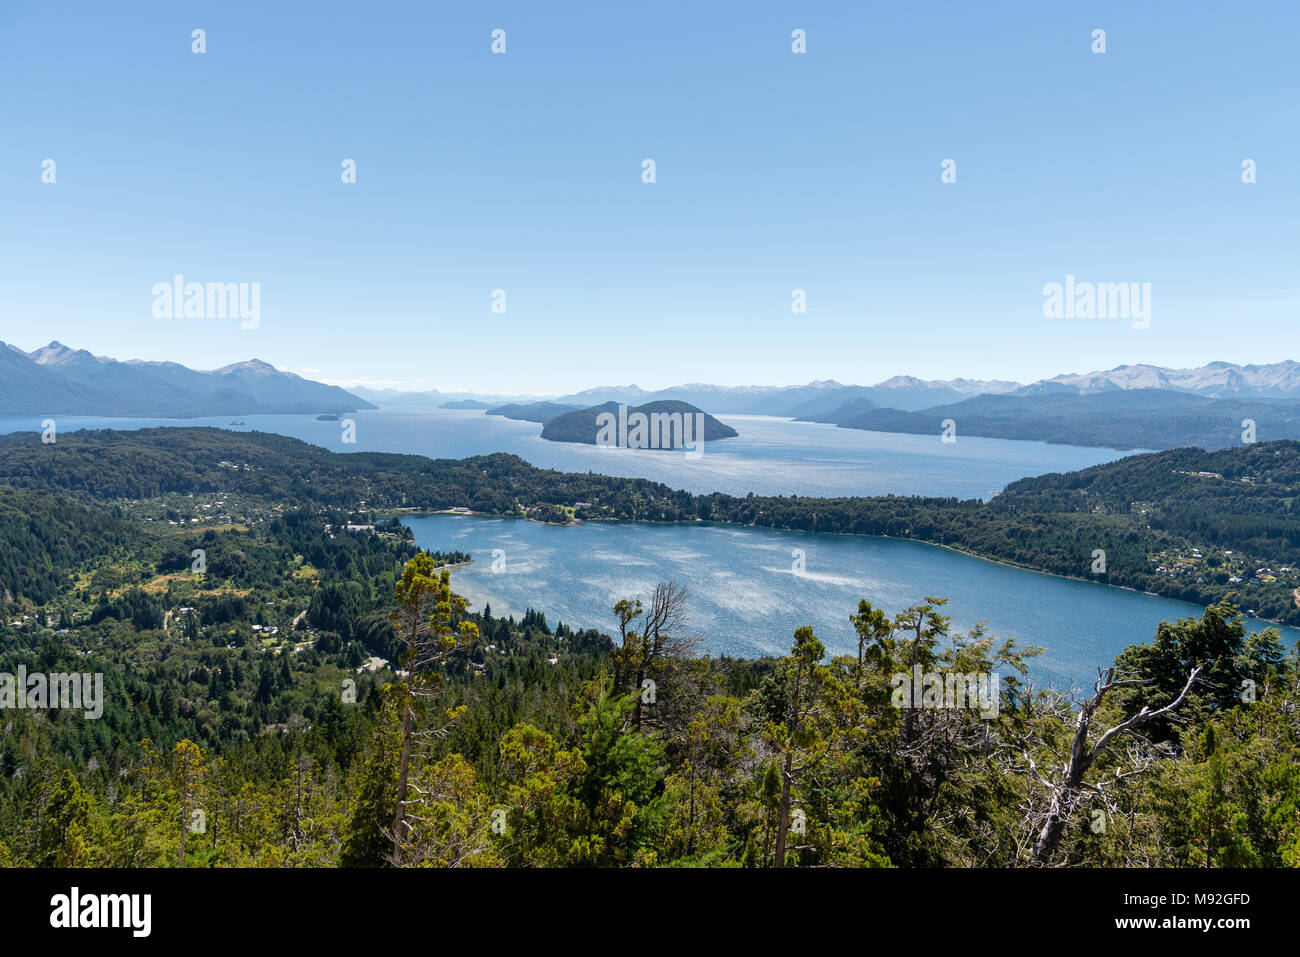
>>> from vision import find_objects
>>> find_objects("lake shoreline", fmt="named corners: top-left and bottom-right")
top-left (396, 509), bottom-right (1295, 631)
top-left (399, 510), bottom-right (1300, 689)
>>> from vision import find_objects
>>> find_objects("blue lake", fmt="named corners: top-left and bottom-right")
top-left (402, 513), bottom-right (1300, 690)
top-left (4, 407), bottom-right (1277, 688)
top-left (0, 407), bottom-right (1129, 500)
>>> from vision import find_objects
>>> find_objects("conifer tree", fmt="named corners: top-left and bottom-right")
top-left (386, 555), bottom-right (479, 865)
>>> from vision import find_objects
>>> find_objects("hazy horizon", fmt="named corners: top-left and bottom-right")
top-left (7, 334), bottom-right (1300, 399)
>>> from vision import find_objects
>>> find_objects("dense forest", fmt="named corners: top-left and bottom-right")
top-left (0, 537), bottom-right (1294, 866)
top-left (0, 426), bottom-right (1296, 868)
top-left (1, 428), bottom-right (1297, 621)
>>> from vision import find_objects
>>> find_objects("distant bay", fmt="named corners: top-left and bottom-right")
top-left (0, 408), bottom-right (1133, 500)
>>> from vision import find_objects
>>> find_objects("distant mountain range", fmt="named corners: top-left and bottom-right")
top-left (539, 362), bottom-right (1300, 450)
top-left (833, 390), bottom-right (1300, 451)
top-left (359, 360), bottom-right (1300, 419)
top-left (352, 387), bottom-right (552, 407)
top-left (354, 377), bottom-right (1015, 415)
top-left (1021, 360), bottom-right (1300, 399)
top-left (0, 341), bottom-right (373, 417)
top-left (552, 377), bottom-right (1019, 415)
top-left (10, 343), bottom-right (1300, 452)
top-left (777, 361), bottom-right (1300, 450)
top-left (794, 396), bottom-right (877, 424)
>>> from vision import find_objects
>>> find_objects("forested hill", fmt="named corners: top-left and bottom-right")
top-left (541, 400), bottom-right (739, 446)
top-left (995, 442), bottom-right (1300, 571)
top-left (0, 427), bottom-right (700, 516)
top-left (1, 428), bottom-right (1299, 621)
top-left (0, 488), bottom-right (140, 605)
top-left (999, 441), bottom-right (1300, 528)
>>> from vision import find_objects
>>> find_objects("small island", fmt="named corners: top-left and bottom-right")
top-left (541, 400), bottom-right (738, 448)
top-left (315, 413), bottom-right (342, 421)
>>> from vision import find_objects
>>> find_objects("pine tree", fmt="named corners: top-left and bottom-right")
top-left (386, 555), bottom-right (478, 865)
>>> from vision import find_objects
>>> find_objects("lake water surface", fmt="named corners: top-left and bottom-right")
top-left (5, 407), bottom-right (1263, 687)
top-left (0, 408), bottom-right (1129, 500)
top-left (402, 513), bottom-right (1300, 690)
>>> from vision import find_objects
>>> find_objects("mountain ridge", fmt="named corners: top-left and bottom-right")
top-left (836, 389), bottom-right (1300, 451)
top-left (354, 360), bottom-right (1300, 416)
top-left (0, 340), bottom-right (374, 417)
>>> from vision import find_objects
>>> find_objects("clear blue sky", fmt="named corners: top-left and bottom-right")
top-left (1, 1), bottom-right (1296, 394)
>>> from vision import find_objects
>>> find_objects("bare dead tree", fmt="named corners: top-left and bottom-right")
top-left (1027, 664), bottom-right (1202, 864)
top-left (773, 626), bottom-right (826, 868)
top-left (389, 764), bottom-right (495, 867)
top-left (614, 581), bottom-right (700, 730)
